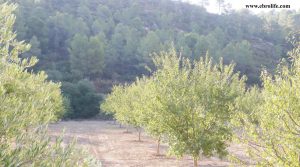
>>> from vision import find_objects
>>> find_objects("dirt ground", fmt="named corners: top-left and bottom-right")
top-left (48, 121), bottom-right (247, 167)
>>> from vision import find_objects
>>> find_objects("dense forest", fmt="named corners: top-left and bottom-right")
top-left (9, 0), bottom-right (300, 118)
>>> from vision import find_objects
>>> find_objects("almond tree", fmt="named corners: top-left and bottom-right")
top-left (234, 33), bottom-right (300, 166)
top-left (101, 82), bottom-right (146, 141)
top-left (151, 49), bottom-right (246, 167)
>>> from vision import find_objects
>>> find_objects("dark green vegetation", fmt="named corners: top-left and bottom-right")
top-left (62, 80), bottom-right (103, 118)
top-left (11, 0), bottom-right (300, 118)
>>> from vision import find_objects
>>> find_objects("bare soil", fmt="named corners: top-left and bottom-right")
top-left (49, 121), bottom-right (247, 167)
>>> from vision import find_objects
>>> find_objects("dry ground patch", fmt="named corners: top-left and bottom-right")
top-left (49, 121), bottom-right (247, 167)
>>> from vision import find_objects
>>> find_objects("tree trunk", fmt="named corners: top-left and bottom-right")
top-left (138, 128), bottom-right (141, 142)
top-left (156, 137), bottom-right (161, 155)
top-left (193, 157), bottom-right (198, 167)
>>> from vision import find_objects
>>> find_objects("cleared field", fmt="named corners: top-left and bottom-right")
top-left (49, 121), bottom-right (246, 167)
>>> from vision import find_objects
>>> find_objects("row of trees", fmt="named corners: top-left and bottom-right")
top-left (0, 3), bottom-right (100, 166)
top-left (101, 48), bottom-right (246, 166)
top-left (101, 35), bottom-right (300, 166)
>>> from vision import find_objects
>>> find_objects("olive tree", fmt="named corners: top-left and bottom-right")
top-left (0, 3), bottom-right (100, 166)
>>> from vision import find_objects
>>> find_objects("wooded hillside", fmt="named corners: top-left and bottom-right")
top-left (11, 0), bottom-right (300, 118)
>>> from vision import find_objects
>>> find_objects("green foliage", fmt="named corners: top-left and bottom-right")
top-left (110, 23), bottom-right (139, 59)
top-left (0, 127), bottom-right (100, 167)
top-left (222, 40), bottom-right (256, 81)
top-left (102, 47), bottom-right (246, 165)
top-left (0, 2), bottom-right (61, 137)
top-left (22, 36), bottom-right (42, 59)
top-left (138, 31), bottom-right (162, 57)
top-left (101, 84), bottom-right (139, 128)
top-left (153, 49), bottom-right (246, 161)
top-left (62, 80), bottom-right (102, 118)
top-left (233, 33), bottom-right (300, 166)
top-left (0, 3), bottom-right (100, 166)
top-left (69, 33), bottom-right (106, 78)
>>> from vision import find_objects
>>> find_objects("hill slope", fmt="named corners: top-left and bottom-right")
top-left (12, 0), bottom-right (300, 118)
